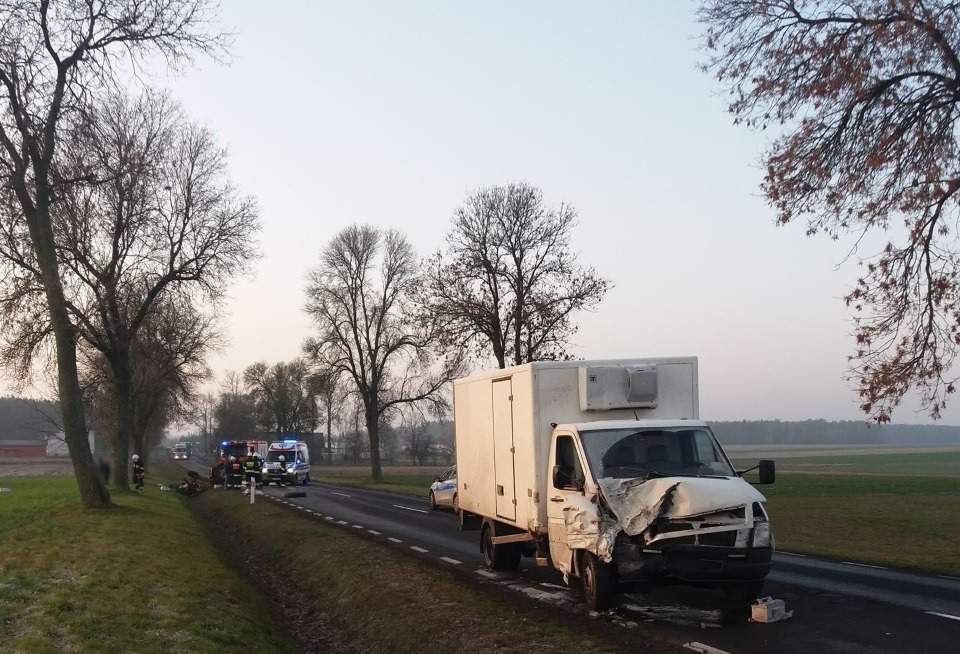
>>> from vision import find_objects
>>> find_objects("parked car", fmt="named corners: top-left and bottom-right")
top-left (429, 465), bottom-right (457, 510)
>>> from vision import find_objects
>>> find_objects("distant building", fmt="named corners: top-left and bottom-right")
top-left (0, 439), bottom-right (46, 457)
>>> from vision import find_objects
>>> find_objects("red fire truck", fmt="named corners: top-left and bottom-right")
top-left (210, 439), bottom-right (268, 487)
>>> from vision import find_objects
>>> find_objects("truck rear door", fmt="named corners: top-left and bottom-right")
top-left (492, 378), bottom-right (517, 521)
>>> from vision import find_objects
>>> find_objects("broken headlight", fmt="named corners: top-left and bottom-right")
top-left (752, 521), bottom-right (772, 547)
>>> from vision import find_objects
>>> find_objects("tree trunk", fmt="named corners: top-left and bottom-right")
top-left (24, 202), bottom-right (110, 508)
top-left (110, 354), bottom-right (134, 490)
top-left (365, 406), bottom-right (383, 482)
top-left (326, 397), bottom-right (333, 465)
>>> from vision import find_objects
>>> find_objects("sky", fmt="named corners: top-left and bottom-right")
top-left (11, 1), bottom-right (950, 423)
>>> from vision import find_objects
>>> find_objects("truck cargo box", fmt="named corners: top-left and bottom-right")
top-left (454, 358), bottom-right (698, 532)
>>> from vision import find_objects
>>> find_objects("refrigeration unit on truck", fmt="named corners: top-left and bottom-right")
top-left (261, 440), bottom-right (310, 486)
top-left (453, 358), bottom-right (776, 609)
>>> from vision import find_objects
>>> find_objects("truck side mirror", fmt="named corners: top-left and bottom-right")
top-left (758, 459), bottom-right (775, 484)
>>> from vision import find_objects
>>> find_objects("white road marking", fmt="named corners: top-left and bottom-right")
top-left (324, 516), bottom-right (334, 521)
top-left (331, 491), bottom-right (351, 498)
top-left (336, 520), bottom-right (348, 525)
top-left (352, 524), bottom-right (364, 529)
top-left (305, 509), bottom-right (315, 514)
top-left (938, 575), bottom-right (960, 581)
top-left (367, 529), bottom-right (382, 535)
top-left (841, 561), bottom-right (887, 570)
top-left (410, 546), bottom-right (429, 553)
top-left (475, 569), bottom-right (502, 580)
top-left (926, 611), bottom-right (960, 622)
top-left (387, 537), bottom-right (403, 543)
top-left (683, 643), bottom-right (731, 654)
top-left (440, 556), bottom-right (462, 565)
top-left (779, 551), bottom-right (808, 557)
top-left (392, 504), bottom-right (429, 514)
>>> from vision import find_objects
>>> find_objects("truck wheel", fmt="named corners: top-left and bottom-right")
top-left (582, 552), bottom-right (617, 611)
top-left (428, 491), bottom-right (437, 510)
top-left (481, 522), bottom-right (522, 571)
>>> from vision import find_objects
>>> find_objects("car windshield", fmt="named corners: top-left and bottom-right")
top-left (579, 427), bottom-right (735, 480)
top-left (267, 451), bottom-right (293, 462)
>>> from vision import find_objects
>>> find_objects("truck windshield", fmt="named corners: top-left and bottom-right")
top-left (221, 445), bottom-right (247, 459)
top-left (579, 427), bottom-right (735, 480)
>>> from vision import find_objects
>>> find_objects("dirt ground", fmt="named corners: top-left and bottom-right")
top-left (0, 458), bottom-right (73, 478)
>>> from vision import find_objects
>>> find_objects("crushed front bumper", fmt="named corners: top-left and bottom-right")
top-left (614, 540), bottom-right (772, 583)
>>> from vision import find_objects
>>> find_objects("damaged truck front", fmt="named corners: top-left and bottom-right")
top-left (454, 359), bottom-right (776, 610)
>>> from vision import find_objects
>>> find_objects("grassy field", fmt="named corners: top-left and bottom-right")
top-left (732, 450), bottom-right (960, 477)
top-left (0, 465), bottom-right (291, 654)
top-left (760, 473), bottom-right (960, 574)
top-left (193, 490), bottom-right (675, 654)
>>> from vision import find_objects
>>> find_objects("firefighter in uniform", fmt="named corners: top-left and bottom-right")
top-left (132, 454), bottom-right (145, 490)
top-left (243, 449), bottom-right (261, 490)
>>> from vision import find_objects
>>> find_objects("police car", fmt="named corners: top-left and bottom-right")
top-left (428, 465), bottom-right (457, 510)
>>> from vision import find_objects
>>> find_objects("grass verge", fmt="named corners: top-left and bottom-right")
top-left (732, 451), bottom-right (960, 477)
top-left (0, 464), bottom-right (292, 654)
top-left (192, 489), bottom-right (676, 654)
top-left (761, 473), bottom-right (960, 574)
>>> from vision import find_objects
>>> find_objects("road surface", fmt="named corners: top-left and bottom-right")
top-left (181, 459), bottom-right (960, 654)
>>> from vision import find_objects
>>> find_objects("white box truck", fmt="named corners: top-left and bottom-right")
top-left (454, 358), bottom-right (776, 609)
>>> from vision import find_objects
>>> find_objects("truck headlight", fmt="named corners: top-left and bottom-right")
top-left (752, 522), bottom-right (772, 547)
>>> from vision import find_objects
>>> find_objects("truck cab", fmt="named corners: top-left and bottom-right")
top-left (547, 419), bottom-right (774, 608)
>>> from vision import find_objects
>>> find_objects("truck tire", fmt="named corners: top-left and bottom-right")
top-left (481, 522), bottom-right (521, 571)
top-left (582, 552), bottom-right (617, 611)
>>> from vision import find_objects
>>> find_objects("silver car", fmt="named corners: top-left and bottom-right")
top-left (428, 465), bottom-right (457, 510)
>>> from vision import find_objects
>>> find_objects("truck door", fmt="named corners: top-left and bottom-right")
top-left (492, 378), bottom-right (517, 521)
top-left (547, 433), bottom-right (587, 576)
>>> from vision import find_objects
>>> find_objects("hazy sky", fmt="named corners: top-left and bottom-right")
top-left (14, 1), bottom-right (950, 423)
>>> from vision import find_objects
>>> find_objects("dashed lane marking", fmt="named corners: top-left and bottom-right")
top-left (331, 491), bottom-right (351, 498)
top-left (368, 530), bottom-right (382, 535)
top-left (440, 557), bottom-right (462, 565)
top-left (841, 561), bottom-right (887, 570)
top-left (475, 569), bottom-right (502, 580)
top-left (779, 551), bottom-right (808, 557)
top-left (336, 520), bottom-right (348, 525)
top-left (410, 546), bottom-right (429, 553)
top-left (926, 611), bottom-right (960, 622)
top-left (387, 537), bottom-right (403, 544)
top-left (392, 504), bottom-right (429, 514)
top-left (324, 516), bottom-right (334, 521)
top-left (352, 524), bottom-right (364, 529)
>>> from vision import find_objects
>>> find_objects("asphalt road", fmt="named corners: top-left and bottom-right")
top-left (180, 459), bottom-right (960, 654)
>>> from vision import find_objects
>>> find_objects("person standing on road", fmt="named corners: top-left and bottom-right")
top-left (243, 449), bottom-right (260, 489)
top-left (132, 454), bottom-right (145, 490)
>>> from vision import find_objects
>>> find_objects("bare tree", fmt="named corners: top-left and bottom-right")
top-left (80, 296), bottom-right (217, 468)
top-left (192, 391), bottom-right (217, 454)
top-left (419, 183), bottom-right (610, 369)
top-left (0, 90), bottom-right (258, 488)
top-left (0, 0), bottom-right (224, 507)
top-left (701, 1), bottom-right (960, 422)
top-left (401, 410), bottom-right (434, 466)
top-left (244, 359), bottom-right (319, 436)
top-left (311, 368), bottom-right (345, 464)
top-left (304, 225), bottom-right (465, 481)
top-left (215, 371), bottom-right (257, 440)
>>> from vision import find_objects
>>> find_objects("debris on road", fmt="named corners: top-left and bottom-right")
top-left (620, 601), bottom-right (723, 628)
top-left (750, 596), bottom-right (794, 623)
top-left (682, 642), bottom-right (731, 654)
